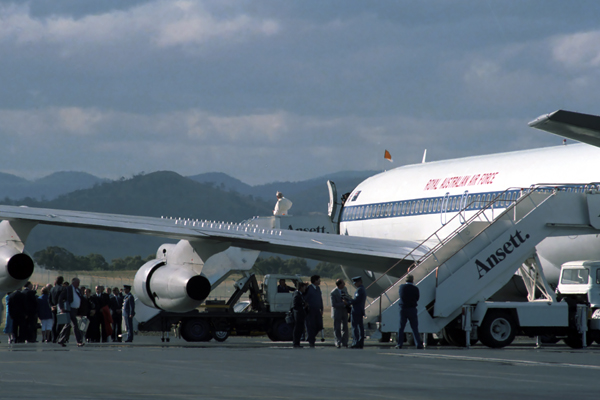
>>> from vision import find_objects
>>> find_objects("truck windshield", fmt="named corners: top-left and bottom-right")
top-left (561, 268), bottom-right (589, 284)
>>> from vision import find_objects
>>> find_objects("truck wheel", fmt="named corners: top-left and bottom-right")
top-left (563, 333), bottom-right (594, 348)
top-left (212, 330), bottom-right (230, 342)
top-left (181, 319), bottom-right (212, 342)
top-left (440, 326), bottom-right (477, 347)
top-left (271, 319), bottom-right (293, 342)
top-left (478, 311), bottom-right (516, 348)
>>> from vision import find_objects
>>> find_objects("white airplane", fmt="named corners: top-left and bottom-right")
top-left (1, 109), bottom-right (600, 312)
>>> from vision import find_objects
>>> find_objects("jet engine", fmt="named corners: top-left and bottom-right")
top-left (0, 245), bottom-right (34, 292)
top-left (133, 259), bottom-right (211, 312)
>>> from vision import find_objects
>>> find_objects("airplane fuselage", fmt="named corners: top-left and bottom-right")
top-left (339, 144), bottom-right (600, 283)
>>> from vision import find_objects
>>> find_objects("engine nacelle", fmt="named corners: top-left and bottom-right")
top-left (133, 259), bottom-right (211, 312)
top-left (0, 245), bottom-right (34, 292)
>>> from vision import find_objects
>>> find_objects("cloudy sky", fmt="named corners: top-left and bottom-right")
top-left (1, 1), bottom-right (599, 185)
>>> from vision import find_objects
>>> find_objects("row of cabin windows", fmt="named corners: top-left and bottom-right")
top-left (342, 185), bottom-right (596, 222)
top-left (342, 191), bottom-right (521, 221)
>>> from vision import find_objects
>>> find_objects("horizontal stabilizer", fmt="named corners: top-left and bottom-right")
top-left (529, 110), bottom-right (600, 148)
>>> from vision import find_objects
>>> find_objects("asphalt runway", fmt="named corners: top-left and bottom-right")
top-left (1, 336), bottom-right (599, 400)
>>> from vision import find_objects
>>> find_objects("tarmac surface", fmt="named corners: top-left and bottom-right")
top-left (1, 335), bottom-right (599, 400)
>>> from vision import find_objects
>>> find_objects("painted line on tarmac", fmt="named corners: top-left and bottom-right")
top-left (379, 352), bottom-right (600, 370)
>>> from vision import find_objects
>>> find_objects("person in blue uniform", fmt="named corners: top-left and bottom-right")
top-left (396, 274), bottom-right (424, 349)
top-left (303, 275), bottom-right (323, 348)
top-left (345, 276), bottom-right (366, 349)
top-left (122, 285), bottom-right (135, 342)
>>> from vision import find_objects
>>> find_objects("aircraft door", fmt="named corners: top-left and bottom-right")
top-left (440, 192), bottom-right (450, 225)
top-left (327, 180), bottom-right (342, 232)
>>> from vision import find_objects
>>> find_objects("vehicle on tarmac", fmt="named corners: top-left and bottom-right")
top-left (137, 273), bottom-right (302, 343)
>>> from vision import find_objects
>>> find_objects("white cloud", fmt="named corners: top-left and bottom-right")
top-left (0, 1), bottom-right (280, 50)
top-left (552, 30), bottom-right (600, 69)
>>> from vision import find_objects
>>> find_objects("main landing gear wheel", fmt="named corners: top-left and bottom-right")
top-left (180, 319), bottom-right (212, 342)
top-left (478, 311), bottom-right (516, 348)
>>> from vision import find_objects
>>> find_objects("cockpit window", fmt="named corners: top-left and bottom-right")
top-left (351, 191), bottom-right (361, 201)
top-left (561, 268), bottom-right (589, 285)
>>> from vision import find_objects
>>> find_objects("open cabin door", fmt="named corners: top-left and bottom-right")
top-left (327, 180), bottom-right (342, 230)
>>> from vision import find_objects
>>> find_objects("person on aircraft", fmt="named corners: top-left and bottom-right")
top-left (273, 192), bottom-right (293, 215)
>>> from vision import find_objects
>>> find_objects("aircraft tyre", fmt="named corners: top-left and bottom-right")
top-left (181, 319), bottom-right (212, 342)
top-left (270, 319), bottom-right (293, 342)
top-left (478, 311), bottom-right (516, 348)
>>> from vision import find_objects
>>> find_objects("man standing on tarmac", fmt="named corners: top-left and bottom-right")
top-left (330, 279), bottom-right (349, 348)
top-left (345, 276), bottom-right (366, 349)
top-left (396, 274), bottom-right (424, 349)
top-left (292, 283), bottom-right (308, 348)
top-left (57, 277), bottom-right (85, 347)
top-left (122, 285), bottom-right (135, 342)
top-left (304, 275), bottom-right (323, 348)
top-left (49, 276), bottom-right (64, 343)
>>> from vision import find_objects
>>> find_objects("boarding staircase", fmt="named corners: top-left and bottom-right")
top-left (364, 184), bottom-right (600, 336)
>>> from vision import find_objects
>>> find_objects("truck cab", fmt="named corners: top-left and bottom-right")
top-left (557, 260), bottom-right (600, 308)
top-left (263, 274), bottom-right (302, 312)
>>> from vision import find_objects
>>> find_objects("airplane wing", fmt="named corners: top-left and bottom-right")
top-left (0, 205), bottom-right (426, 274)
top-left (529, 109), bottom-right (600, 148)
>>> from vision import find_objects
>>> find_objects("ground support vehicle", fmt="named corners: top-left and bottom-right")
top-left (137, 273), bottom-right (302, 342)
top-left (367, 186), bottom-right (600, 348)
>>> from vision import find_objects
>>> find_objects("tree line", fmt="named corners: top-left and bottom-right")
top-left (33, 246), bottom-right (154, 271)
top-left (32, 247), bottom-right (346, 279)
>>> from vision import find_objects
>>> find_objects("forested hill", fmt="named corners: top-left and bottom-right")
top-left (2, 171), bottom-right (273, 261)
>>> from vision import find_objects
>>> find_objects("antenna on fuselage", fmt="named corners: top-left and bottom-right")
top-left (422, 149), bottom-right (427, 163)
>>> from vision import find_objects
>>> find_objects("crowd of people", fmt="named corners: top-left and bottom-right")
top-left (2, 276), bottom-right (135, 346)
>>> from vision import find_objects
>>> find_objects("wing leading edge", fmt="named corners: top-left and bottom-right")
top-left (0, 205), bottom-right (426, 274)
top-left (529, 110), bottom-right (600, 148)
